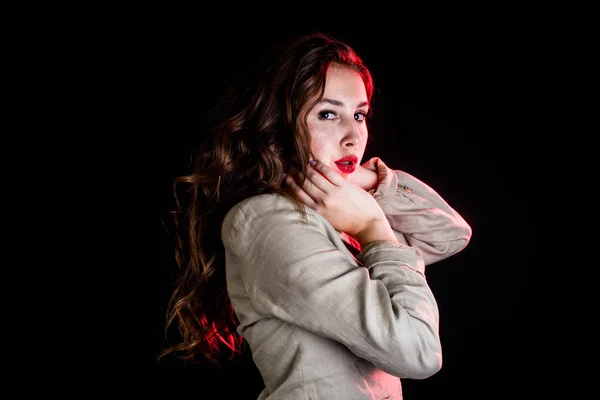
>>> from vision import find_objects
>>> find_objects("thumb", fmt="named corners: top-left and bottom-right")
top-left (361, 157), bottom-right (379, 171)
top-left (362, 157), bottom-right (387, 181)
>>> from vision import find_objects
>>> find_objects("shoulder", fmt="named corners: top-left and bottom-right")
top-left (224, 193), bottom-right (299, 223)
top-left (221, 193), bottom-right (323, 242)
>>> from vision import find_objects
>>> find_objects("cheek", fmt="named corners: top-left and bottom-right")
top-left (360, 126), bottom-right (369, 142)
top-left (308, 124), bottom-right (333, 152)
top-left (309, 137), bottom-right (331, 159)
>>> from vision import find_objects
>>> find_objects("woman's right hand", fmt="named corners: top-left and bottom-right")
top-left (285, 160), bottom-right (391, 241)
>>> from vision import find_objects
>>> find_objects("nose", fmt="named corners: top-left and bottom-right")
top-left (341, 121), bottom-right (360, 148)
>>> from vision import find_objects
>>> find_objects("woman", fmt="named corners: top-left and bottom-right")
top-left (160, 32), bottom-right (472, 399)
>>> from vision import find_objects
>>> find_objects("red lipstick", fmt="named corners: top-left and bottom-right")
top-left (334, 155), bottom-right (358, 174)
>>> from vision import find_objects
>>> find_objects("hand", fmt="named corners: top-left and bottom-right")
top-left (348, 157), bottom-right (386, 192)
top-left (284, 160), bottom-right (388, 238)
top-left (348, 164), bottom-right (378, 191)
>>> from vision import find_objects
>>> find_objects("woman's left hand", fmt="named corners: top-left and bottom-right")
top-left (348, 159), bottom-right (380, 191)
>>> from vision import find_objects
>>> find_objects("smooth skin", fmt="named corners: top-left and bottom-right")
top-left (285, 64), bottom-right (397, 246)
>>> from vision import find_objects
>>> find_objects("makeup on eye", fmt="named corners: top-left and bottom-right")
top-left (318, 110), bottom-right (337, 120)
top-left (317, 110), bottom-right (369, 121)
top-left (355, 112), bottom-right (367, 121)
top-left (316, 99), bottom-right (369, 119)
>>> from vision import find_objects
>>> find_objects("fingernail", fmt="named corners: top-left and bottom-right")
top-left (309, 160), bottom-right (316, 166)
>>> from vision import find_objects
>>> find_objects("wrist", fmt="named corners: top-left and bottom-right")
top-left (351, 166), bottom-right (379, 191)
top-left (355, 219), bottom-right (397, 247)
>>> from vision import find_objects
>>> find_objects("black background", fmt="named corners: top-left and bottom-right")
top-left (158, 15), bottom-right (566, 399)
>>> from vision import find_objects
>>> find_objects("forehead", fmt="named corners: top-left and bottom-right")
top-left (323, 64), bottom-right (368, 101)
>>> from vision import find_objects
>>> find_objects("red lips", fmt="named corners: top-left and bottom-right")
top-left (334, 155), bottom-right (358, 174)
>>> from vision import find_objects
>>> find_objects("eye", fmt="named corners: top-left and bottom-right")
top-left (355, 112), bottom-right (367, 122)
top-left (318, 110), bottom-right (337, 120)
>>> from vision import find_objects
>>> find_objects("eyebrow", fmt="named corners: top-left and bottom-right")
top-left (319, 98), bottom-right (369, 108)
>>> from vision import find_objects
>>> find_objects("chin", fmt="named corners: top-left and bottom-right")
top-left (335, 169), bottom-right (352, 179)
top-left (324, 161), bottom-right (354, 179)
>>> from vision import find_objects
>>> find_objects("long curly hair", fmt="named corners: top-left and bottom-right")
top-left (159, 32), bottom-right (374, 365)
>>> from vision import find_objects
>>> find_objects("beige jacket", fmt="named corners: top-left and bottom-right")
top-left (221, 158), bottom-right (472, 399)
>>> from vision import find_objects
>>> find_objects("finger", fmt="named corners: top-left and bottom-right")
top-left (361, 157), bottom-right (378, 171)
top-left (309, 160), bottom-right (346, 188)
top-left (294, 170), bottom-right (327, 199)
top-left (302, 166), bottom-right (337, 195)
top-left (284, 175), bottom-right (317, 208)
top-left (361, 157), bottom-right (386, 180)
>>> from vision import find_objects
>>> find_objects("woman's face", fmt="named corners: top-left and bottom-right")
top-left (308, 64), bottom-right (369, 179)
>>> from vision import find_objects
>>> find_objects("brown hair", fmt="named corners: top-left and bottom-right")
top-left (159, 32), bottom-right (374, 365)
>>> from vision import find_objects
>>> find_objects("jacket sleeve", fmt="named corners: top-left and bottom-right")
top-left (222, 195), bottom-right (442, 379)
top-left (367, 157), bottom-right (472, 266)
